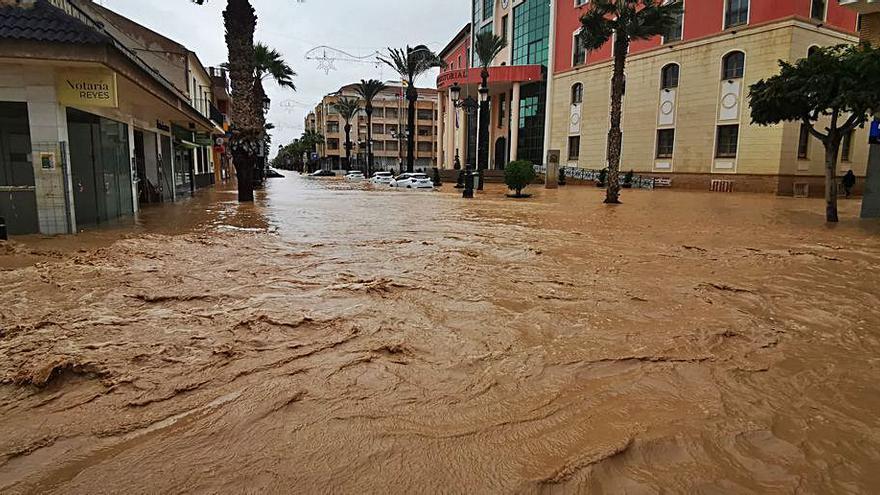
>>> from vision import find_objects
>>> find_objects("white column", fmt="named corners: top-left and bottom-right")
top-left (510, 82), bottom-right (521, 162)
top-left (541, 0), bottom-right (558, 167)
top-left (128, 119), bottom-right (138, 214)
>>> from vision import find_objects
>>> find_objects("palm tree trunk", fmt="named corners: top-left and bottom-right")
top-left (406, 85), bottom-right (417, 173)
top-left (366, 106), bottom-right (374, 178)
top-left (224, 0), bottom-right (259, 203)
top-left (344, 123), bottom-right (352, 170)
top-left (605, 35), bottom-right (628, 204)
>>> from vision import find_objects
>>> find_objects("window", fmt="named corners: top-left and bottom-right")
top-left (808, 45), bottom-right (820, 58)
top-left (417, 109), bottom-right (433, 120)
top-left (327, 121), bottom-right (340, 133)
top-left (501, 15), bottom-right (509, 44)
top-left (327, 138), bottom-right (339, 150)
top-left (656, 129), bottom-right (675, 158)
top-left (811, 0), bottom-right (826, 22)
top-left (498, 93), bottom-right (506, 127)
top-left (417, 125), bottom-right (432, 136)
top-left (664, 0), bottom-right (684, 43)
top-left (575, 0), bottom-right (588, 6)
top-left (660, 64), bottom-right (679, 90)
top-left (724, 0), bottom-right (748, 29)
top-left (512, 0), bottom-right (551, 66)
top-left (571, 83), bottom-right (583, 104)
top-left (722, 51), bottom-right (745, 80)
top-left (372, 107), bottom-right (385, 118)
top-left (573, 30), bottom-right (587, 66)
top-left (716, 125), bottom-right (739, 158)
top-left (483, 0), bottom-right (494, 21)
top-left (568, 136), bottom-right (580, 161)
top-left (798, 123), bottom-right (810, 159)
top-left (386, 108), bottom-right (399, 119)
top-left (372, 124), bottom-right (384, 135)
top-left (842, 130), bottom-right (853, 162)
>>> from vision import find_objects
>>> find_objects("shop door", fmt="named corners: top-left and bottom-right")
top-left (159, 135), bottom-right (174, 202)
top-left (67, 109), bottom-right (133, 226)
top-left (0, 102), bottom-right (38, 234)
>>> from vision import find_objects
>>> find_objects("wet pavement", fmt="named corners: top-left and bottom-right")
top-left (1, 173), bottom-right (879, 493)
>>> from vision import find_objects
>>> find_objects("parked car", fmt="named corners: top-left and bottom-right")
top-left (370, 171), bottom-right (394, 185)
top-left (344, 171), bottom-right (365, 181)
top-left (310, 170), bottom-right (335, 177)
top-left (390, 173), bottom-right (434, 189)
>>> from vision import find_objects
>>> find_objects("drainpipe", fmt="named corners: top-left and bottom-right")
top-left (542, 0), bottom-right (558, 188)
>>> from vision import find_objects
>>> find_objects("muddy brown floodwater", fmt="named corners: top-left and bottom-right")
top-left (1, 174), bottom-right (879, 494)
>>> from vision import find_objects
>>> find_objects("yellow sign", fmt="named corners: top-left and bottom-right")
top-left (57, 70), bottom-right (118, 108)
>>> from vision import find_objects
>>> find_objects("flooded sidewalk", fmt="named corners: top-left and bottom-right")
top-left (1, 174), bottom-right (879, 493)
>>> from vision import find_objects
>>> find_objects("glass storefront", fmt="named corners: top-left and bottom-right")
top-left (67, 108), bottom-right (133, 226)
top-left (517, 82), bottom-right (546, 165)
top-left (0, 101), bottom-right (38, 234)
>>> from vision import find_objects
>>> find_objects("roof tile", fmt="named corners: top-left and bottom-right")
top-left (0, 0), bottom-right (107, 44)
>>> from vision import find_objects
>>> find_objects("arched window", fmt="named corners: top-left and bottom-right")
top-left (807, 45), bottom-right (820, 58)
top-left (571, 83), bottom-right (583, 105)
top-left (722, 51), bottom-right (745, 80)
top-left (661, 64), bottom-right (680, 90)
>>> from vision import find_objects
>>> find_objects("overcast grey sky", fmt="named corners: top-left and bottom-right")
top-left (100, 0), bottom-right (465, 151)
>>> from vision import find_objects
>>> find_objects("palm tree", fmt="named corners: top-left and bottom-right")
top-left (580, 0), bottom-right (682, 204)
top-left (300, 129), bottom-right (324, 173)
top-left (354, 79), bottom-right (388, 178)
top-left (379, 46), bottom-right (443, 172)
top-left (473, 32), bottom-right (507, 187)
top-left (192, 0), bottom-right (261, 202)
top-left (333, 97), bottom-right (361, 171)
top-left (251, 43), bottom-right (296, 183)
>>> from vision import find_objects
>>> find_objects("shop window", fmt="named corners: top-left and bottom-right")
top-left (724, 0), bottom-right (748, 29)
top-left (716, 125), bottom-right (739, 158)
top-left (571, 83), bottom-right (583, 105)
top-left (722, 51), bottom-right (745, 80)
top-left (656, 129), bottom-right (675, 158)
top-left (798, 123), bottom-right (810, 159)
top-left (568, 135), bottom-right (580, 161)
top-left (498, 93), bottom-right (507, 128)
top-left (661, 64), bottom-right (679, 90)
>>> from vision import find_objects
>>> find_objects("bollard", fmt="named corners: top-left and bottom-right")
top-left (0, 216), bottom-right (6, 240)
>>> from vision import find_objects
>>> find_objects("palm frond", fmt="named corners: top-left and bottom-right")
top-left (378, 45), bottom-right (444, 83)
top-left (254, 42), bottom-right (297, 90)
top-left (474, 32), bottom-right (507, 69)
top-left (333, 97), bottom-right (361, 123)
top-left (354, 79), bottom-right (388, 105)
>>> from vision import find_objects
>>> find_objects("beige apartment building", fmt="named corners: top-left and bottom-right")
top-left (550, 17), bottom-right (864, 195)
top-left (306, 82), bottom-right (439, 172)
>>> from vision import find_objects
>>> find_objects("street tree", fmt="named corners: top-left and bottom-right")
top-left (579, 0), bottom-right (682, 204)
top-left (751, 44), bottom-right (880, 222)
top-left (191, 0), bottom-right (262, 202)
top-left (333, 97), bottom-right (361, 171)
top-left (379, 46), bottom-right (443, 173)
top-left (354, 79), bottom-right (388, 178)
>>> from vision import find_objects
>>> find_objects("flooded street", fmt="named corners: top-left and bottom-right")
top-left (1, 174), bottom-right (879, 493)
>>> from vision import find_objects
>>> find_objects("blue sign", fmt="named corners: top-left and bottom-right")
top-left (311, 152), bottom-right (319, 160)
top-left (870, 119), bottom-right (880, 145)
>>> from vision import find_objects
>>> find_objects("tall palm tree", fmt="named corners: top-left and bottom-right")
top-left (354, 79), bottom-right (388, 178)
top-left (251, 43), bottom-right (296, 183)
top-left (379, 46), bottom-right (443, 172)
top-left (473, 32), bottom-right (507, 187)
top-left (300, 129), bottom-right (324, 172)
top-left (192, 0), bottom-right (262, 202)
top-left (333, 97), bottom-right (361, 171)
top-left (580, 0), bottom-right (682, 204)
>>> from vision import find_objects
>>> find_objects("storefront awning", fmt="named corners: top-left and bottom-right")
top-left (437, 65), bottom-right (544, 91)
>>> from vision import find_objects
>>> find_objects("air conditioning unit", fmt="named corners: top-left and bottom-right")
top-left (710, 180), bottom-right (734, 192)
top-left (793, 182), bottom-right (810, 198)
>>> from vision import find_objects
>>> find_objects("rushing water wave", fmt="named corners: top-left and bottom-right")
top-left (1, 174), bottom-right (879, 493)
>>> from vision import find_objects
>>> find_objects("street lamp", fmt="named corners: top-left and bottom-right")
top-left (450, 83), bottom-right (479, 199)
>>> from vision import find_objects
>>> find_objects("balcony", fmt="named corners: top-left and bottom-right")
top-left (839, 0), bottom-right (880, 13)
top-left (209, 102), bottom-right (225, 128)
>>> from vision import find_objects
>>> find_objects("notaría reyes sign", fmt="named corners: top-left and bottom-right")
top-left (57, 70), bottom-right (118, 108)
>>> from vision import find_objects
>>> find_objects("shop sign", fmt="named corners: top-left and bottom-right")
top-left (437, 69), bottom-right (470, 89)
top-left (194, 132), bottom-right (213, 146)
top-left (57, 70), bottom-right (118, 108)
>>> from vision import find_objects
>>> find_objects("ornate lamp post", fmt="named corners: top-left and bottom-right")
top-left (840, 0), bottom-right (880, 217)
top-left (450, 83), bottom-right (479, 198)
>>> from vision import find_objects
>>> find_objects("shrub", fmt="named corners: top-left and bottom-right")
top-left (597, 168), bottom-right (607, 187)
top-left (504, 160), bottom-right (536, 197)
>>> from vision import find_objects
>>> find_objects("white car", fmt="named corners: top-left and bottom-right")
top-left (344, 171), bottom-right (365, 181)
top-left (371, 171), bottom-right (394, 185)
top-left (390, 173), bottom-right (434, 189)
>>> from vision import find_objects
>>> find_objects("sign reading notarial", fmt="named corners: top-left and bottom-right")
top-left (56, 70), bottom-right (118, 108)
